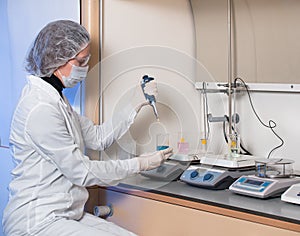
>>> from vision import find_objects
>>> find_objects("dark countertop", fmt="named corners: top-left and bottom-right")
top-left (116, 174), bottom-right (300, 225)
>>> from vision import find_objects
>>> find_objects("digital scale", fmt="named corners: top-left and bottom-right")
top-left (229, 175), bottom-right (300, 198)
top-left (180, 165), bottom-right (255, 190)
top-left (229, 158), bottom-right (300, 198)
top-left (140, 160), bottom-right (190, 182)
top-left (281, 183), bottom-right (300, 205)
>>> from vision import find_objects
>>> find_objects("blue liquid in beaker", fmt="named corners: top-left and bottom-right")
top-left (156, 145), bottom-right (169, 151)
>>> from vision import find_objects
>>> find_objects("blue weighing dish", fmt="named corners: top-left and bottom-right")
top-left (156, 145), bottom-right (169, 151)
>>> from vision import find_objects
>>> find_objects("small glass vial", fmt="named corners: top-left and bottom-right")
top-left (200, 138), bottom-right (208, 154)
top-left (227, 133), bottom-right (240, 158)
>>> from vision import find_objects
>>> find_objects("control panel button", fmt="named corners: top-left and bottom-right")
top-left (190, 170), bottom-right (199, 179)
top-left (203, 173), bottom-right (214, 181)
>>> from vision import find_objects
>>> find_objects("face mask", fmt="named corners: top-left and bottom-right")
top-left (59, 63), bottom-right (89, 88)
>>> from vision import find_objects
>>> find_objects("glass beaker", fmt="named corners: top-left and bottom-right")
top-left (156, 133), bottom-right (169, 151)
top-left (227, 133), bottom-right (240, 158)
top-left (200, 138), bottom-right (208, 154)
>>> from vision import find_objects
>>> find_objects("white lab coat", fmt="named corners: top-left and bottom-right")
top-left (3, 75), bottom-right (139, 236)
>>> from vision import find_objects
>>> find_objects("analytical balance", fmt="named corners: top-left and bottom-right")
top-left (281, 183), bottom-right (300, 205)
top-left (229, 158), bottom-right (300, 198)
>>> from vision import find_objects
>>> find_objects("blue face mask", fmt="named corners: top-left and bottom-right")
top-left (59, 63), bottom-right (89, 88)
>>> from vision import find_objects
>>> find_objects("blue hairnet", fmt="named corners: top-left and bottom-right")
top-left (25, 20), bottom-right (90, 77)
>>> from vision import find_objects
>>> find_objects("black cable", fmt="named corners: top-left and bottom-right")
top-left (223, 119), bottom-right (228, 143)
top-left (239, 139), bottom-right (252, 155)
top-left (234, 77), bottom-right (284, 158)
top-left (222, 116), bottom-right (252, 155)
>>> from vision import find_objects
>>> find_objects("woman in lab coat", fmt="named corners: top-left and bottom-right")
top-left (2, 20), bottom-right (172, 236)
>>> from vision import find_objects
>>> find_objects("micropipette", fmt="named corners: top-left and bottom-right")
top-left (141, 75), bottom-right (159, 121)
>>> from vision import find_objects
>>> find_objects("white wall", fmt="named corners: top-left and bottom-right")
top-left (238, 92), bottom-right (300, 170)
top-left (192, 0), bottom-right (300, 84)
top-left (101, 0), bottom-right (204, 158)
top-left (0, 1), bottom-right (80, 234)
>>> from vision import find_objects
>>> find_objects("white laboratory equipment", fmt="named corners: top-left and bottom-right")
top-left (229, 175), bottom-right (300, 199)
top-left (200, 154), bottom-right (257, 169)
top-left (180, 164), bottom-right (255, 190)
top-left (140, 160), bottom-right (190, 182)
top-left (281, 183), bottom-right (300, 205)
top-left (183, 78), bottom-right (259, 189)
top-left (229, 158), bottom-right (300, 198)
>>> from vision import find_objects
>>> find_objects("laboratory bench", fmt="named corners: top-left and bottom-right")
top-left (98, 175), bottom-right (300, 236)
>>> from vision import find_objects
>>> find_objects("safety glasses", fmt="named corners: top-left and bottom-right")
top-left (74, 53), bottom-right (91, 67)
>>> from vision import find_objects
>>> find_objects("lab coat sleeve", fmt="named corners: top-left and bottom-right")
top-left (24, 103), bottom-right (140, 187)
top-left (76, 103), bottom-right (137, 151)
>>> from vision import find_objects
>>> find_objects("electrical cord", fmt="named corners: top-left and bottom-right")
top-left (234, 77), bottom-right (284, 158)
top-left (222, 116), bottom-right (252, 155)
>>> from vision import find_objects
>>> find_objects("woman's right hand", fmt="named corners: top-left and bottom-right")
top-left (137, 147), bottom-right (173, 171)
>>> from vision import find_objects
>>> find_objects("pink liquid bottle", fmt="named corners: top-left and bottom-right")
top-left (177, 137), bottom-right (189, 154)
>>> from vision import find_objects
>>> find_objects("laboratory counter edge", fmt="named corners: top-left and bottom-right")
top-left (99, 175), bottom-right (300, 233)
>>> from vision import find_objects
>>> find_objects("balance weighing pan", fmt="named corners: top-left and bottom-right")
top-left (255, 158), bottom-right (294, 178)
